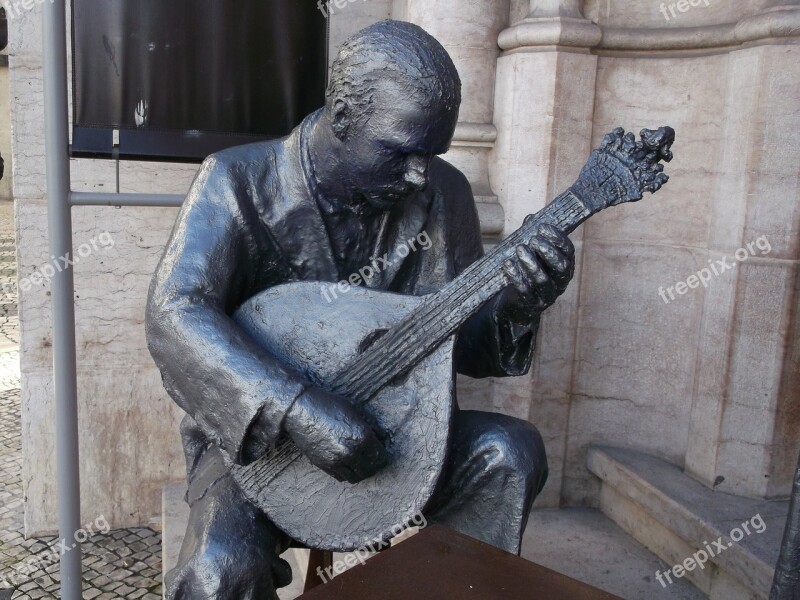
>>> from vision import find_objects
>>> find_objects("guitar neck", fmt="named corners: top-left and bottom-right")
top-left (330, 188), bottom-right (596, 402)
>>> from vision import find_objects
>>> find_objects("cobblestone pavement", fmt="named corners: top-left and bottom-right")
top-left (0, 204), bottom-right (18, 351)
top-left (0, 203), bottom-right (163, 599)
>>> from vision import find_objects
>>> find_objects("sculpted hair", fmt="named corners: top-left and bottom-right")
top-left (326, 20), bottom-right (461, 128)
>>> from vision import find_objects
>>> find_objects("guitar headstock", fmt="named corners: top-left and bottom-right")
top-left (573, 126), bottom-right (675, 212)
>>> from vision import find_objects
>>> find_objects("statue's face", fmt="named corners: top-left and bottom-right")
top-left (341, 79), bottom-right (458, 210)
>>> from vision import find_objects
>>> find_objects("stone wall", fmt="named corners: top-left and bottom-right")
top-left (485, 0), bottom-right (800, 507)
top-left (9, 0), bottom-right (799, 533)
top-left (0, 58), bottom-right (11, 202)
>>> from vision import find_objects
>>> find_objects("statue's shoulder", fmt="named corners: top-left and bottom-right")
top-left (429, 155), bottom-right (468, 187)
top-left (428, 156), bottom-right (473, 203)
top-left (201, 139), bottom-right (283, 179)
top-left (188, 139), bottom-right (288, 206)
top-left (182, 140), bottom-right (286, 226)
top-left (427, 156), bottom-right (481, 239)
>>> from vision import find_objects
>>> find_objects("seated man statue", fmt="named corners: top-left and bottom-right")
top-left (147, 20), bottom-right (574, 599)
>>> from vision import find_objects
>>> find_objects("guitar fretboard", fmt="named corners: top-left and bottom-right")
top-left (331, 188), bottom-right (592, 401)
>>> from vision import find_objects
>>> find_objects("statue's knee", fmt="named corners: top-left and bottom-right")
top-left (168, 472), bottom-right (290, 599)
top-left (166, 552), bottom-right (228, 600)
top-left (478, 416), bottom-right (548, 488)
top-left (166, 545), bottom-right (288, 600)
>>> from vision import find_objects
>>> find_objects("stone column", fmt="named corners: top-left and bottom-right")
top-left (492, 0), bottom-right (600, 234)
top-left (328, 0), bottom-right (393, 59)
top-left (489, 0), bottom-right (600, 507)
top-left (527, 0), bottom-right (584, 18)
top-left (393, 0), bottom-right (509, 238)
top-left (684, 0), bottom-right (800, 499)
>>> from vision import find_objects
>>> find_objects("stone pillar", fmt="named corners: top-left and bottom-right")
top-left (394, 0), bottom-right (509, 238)
top-left (488, 0), bottom-right (600, 507)
top-left (528, 0), bottom-right (584, 17)
top-left (684, 0), bottom-right (800, 499)
top-left (492, 0), bottom-right (600, 234)
top-left (328, 0), bottom-right (393, 59)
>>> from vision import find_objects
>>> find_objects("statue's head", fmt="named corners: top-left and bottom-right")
top-left (325, 20), bottom-right (461, 209)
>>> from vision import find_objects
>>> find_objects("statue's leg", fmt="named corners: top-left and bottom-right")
top-left (426, 409), bottom-right (548, 555)
top-left (165, 444), bottom-right (293, 600)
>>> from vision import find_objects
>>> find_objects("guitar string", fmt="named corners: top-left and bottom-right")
top-left (335, 192), bottom-right (588, 397)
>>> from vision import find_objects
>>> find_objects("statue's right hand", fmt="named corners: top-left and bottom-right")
top-left (283, 387), bottom-right (389, 484)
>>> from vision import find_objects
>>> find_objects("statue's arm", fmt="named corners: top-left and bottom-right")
top-left (456, 290), bottom-right (540, 378)
top-left (448, 171), bottom-right (539, 378)
top-left (145, 159), bottom-right (306, 466)
top-left (456, 284), bottom-right (539, 377)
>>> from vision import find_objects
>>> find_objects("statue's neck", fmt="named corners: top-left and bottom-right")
top-left (302, 111), bottom-right (372, 217)
top-left (300, 113), bottom-right (388, 275)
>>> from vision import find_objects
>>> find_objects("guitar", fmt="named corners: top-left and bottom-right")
top-left (229, 126), bottom-right (675, 551)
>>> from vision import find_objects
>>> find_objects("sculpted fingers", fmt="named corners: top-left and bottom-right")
top-left (348, 429), bottom-right (389, 482)
top-left (528, 234), bottom-right (572, 291)
top-left (284, 387), bottom-right (389, 483)
top-left (538, 223), bottom-right (574, 256)
top-left (537, 224), bottom-right (575, 278)
top-left (502, 239), bottom-right (566, 306)
top-left (516, 244), bottom-right (557, 306)
top-left (503, 257), bottom-right (531, 296)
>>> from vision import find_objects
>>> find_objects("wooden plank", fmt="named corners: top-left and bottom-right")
top-left (299, 525), bottom-right (623, 600)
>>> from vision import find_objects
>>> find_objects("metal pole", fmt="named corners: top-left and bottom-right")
top-left (42, 0), bottom-right (82, 597)
top-left (771, 450), bottom-right (800, 600)
top-left (70, 192), bottom-right (185, 207)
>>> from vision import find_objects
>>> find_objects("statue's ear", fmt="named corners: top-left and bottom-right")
top-left (331, 97), bottom-right (353, 141)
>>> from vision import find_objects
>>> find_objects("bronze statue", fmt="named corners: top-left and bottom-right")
top-left (146, 20), bottom-right (673, 599)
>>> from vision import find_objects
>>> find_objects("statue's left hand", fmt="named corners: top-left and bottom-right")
top-left (500, 223), bottom-right (575, 323)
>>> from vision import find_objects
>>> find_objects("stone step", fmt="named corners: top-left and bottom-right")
top-left (587, 445), bottom-right (788, 600)
top-left (522, 507), bottom-right (706, 599)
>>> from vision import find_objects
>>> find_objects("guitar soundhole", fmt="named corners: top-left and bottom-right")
top-left (358, 328), bottom-right (390, 354)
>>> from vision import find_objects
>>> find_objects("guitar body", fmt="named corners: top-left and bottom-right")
top-left (230, 282), bottom-right (455, 551)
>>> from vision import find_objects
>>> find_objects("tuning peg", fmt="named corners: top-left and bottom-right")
top-left (640, 126), bottom-right (675, 162)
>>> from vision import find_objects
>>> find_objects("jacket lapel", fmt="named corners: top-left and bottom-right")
top-left (254, 125), bottom-right (339, 283)
top-left (369, 189), bottom-right (432, 290)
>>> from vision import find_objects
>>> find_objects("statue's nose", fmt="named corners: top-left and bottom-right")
top-left (404, 155), bottom-right (429, 191)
